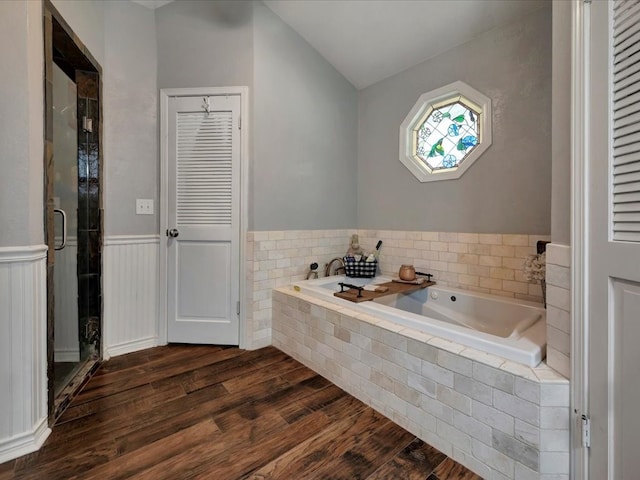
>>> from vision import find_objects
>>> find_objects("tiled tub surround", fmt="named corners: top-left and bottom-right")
top-left (272, 289), bottom-right (570, 480)
top-left (544, 244), bottom-right (571, 379)
top-left (246, 229), bottom-right (355, 348)
top-left (357, 230), bottom-right (550, 304)
top-left (247, 230), bottom-right (550, 348)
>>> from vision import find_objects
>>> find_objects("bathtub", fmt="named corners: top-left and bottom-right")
top-left (293, 275), bottom-right (546, 367)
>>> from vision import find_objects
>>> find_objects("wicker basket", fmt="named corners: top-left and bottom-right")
top-left (343, 257), bottom-right (377, 278)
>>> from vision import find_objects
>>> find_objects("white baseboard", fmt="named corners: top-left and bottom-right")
top-left (0, 417), bottom-right (50, 465)
top-left (105, 336), bottom-right (158, 359)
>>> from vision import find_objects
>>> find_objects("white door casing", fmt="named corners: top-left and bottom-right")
top-left (160, 88), bottom-right (248, 346)
top-left (577, 1), bottom-right (640, 478)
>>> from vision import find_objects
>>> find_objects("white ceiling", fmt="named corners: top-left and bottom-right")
top-left (263, 0), bottom-right (548, 90)
top-left (132, 0), bottom-right (548, 90)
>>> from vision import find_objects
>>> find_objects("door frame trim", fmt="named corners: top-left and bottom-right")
top-left (571, 0), bottom-right (589, 478)
top-left (159, 87), bottom-right (249, 348)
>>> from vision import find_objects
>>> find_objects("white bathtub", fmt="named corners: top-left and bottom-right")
top-left (293, 275), bottom-right (546, 367)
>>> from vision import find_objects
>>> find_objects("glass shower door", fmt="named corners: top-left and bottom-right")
top-left (52, 63), bottom-right (87, 395)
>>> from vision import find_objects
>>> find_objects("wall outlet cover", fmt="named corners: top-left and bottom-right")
top-left (136, 199), bottom-right (154, 215)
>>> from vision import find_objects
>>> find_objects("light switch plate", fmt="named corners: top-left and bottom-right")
top-left (136, 199), bottom-right (154, 215)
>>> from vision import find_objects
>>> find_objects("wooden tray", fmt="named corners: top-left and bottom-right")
top-left (333, 280), bottom-right (435, 303)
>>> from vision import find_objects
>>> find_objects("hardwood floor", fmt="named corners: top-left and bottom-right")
top-left (0, 345), bottom-right (482, 480)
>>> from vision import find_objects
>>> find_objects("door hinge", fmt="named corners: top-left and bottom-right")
top-left (238, 115), bottom-right (242, 130)
top-left (236, 301), bottom-right (241, 315)
top-left (581, 414), bottom-right (591, 448)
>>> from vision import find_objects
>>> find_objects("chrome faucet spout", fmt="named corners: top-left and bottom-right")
top-left (325, 257), bottom-right (345, 277)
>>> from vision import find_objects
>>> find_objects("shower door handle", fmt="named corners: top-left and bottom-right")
top-left (54, 208), bottom-right (67, 251)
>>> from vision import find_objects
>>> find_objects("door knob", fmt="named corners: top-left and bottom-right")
top-left (167, 228), bottom-right (180, 238)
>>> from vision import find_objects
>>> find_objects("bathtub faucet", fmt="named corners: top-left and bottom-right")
top-left (325, 257), bottom-right (346, 277)
top-left (306, 262), bottom-right (319, 280)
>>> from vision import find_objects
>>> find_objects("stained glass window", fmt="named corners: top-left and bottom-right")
top-left (415, 99), bottom-right (480, 171)
top-left (399, 82), bottom-right (491, 182)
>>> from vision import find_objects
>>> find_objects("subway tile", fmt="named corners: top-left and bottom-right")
top-left (437, 419), bottom-right (472, 453)
top-left (503, 234), bottom-right (530, 246)
top-left (457, 232), bottom-right (479, 244)
top-left (472, 400), bottom-right (515, 435)
top-left (540, 407), bottom-right (570, 429)
top-left (515, 419), bottom-right (540, 448)
top-left (454, 373), bottom-right (493, 405)
top-left (406, 338), bottom-right (438, 362)
top-left (469, 244), bottom-right (492, 255)
top-left (421, 396), bottom-right (454, 424)
top-left (490, 267), bottom-right (516, 281)
top-left (471, 439), bottom-right (515, 478)
top-left (545, 264), bottom-right (571, 289)
top-left (480, 255), bottom-right (503, 267)
top-left (545, 349), bottom-right (571, 380)
top-left (438, 349), bottom-right (473, 376)
top-left (546, 244), bottom-right (571, 268)
top-left (515, 377), bottom-right (540, 404)
top-left (539, 452), bottom-right (570, 474)
top-left (546, 305), bottom-right (571, 333)
top-left (422, 360), bottom-right (455, 387)
top-left (479, 234), bottom-right (503, 245)
top-left (492, 429), bottom-right (539, 471)
top-left (491, 245), bottom-right (516, 257)
top-left (547, 326), bottom-right (570, 356)
top-left (540, 383), bottom-right (570, 407)
top-left (473, 362), bottom-right (514, 393)
top-left (453, 410), bottom-right (492, 445)
top-left (407, 371), bottom-right (436, 397)
top-left (539, 429), bottom-right (570, 452)
top-left (493, 390), bottom-right (540, 427)
top-left (437, 384), bottom-right (472, 414)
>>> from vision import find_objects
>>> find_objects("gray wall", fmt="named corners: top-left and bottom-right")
top-left (104, 0), bottom-right (158, 236)
top-left (357, 5), bottom-right (552, 234)
top-left (551, 0), bottom-right (571, 245)
top-left (156, 0), bottom-right (254, 90)
top-left (0, 1), bottom-right (44, 247)
top-left (252, 2), bottom-right (358, 230)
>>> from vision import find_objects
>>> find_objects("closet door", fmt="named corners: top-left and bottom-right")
top-left (586, 1), bottom-right (640, 478)
top-left (166, 95), bottom-right (241, 345)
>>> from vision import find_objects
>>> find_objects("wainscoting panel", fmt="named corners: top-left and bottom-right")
top-left (0, 245), bottom-right (50, 464)
top-left (103, 235), bottom-right (159, 358)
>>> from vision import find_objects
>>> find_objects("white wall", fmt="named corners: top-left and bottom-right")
top-left (357, 5), bottom-right (552, 234)
top-left (0, 0), bottom-right (44, 248)
top-left (103, 0), bottom-right (158, 236)
top-left (551, 0), bottom-right (571, 246)
top-left (252, 2), bottom-right (358, 231)
top-left (156, 0), bottom-right (254, 90)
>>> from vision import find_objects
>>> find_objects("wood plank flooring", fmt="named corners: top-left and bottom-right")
top-left (0, 345), bottom-right (482, 480)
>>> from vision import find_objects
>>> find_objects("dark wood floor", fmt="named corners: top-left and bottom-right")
top-left (0, 345), bottom-right (481, 480)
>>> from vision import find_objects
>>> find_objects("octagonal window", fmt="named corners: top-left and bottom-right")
top-left (400, 81), bottom-right (492, 182)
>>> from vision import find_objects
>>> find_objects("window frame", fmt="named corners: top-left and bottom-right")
top-left (399, 81), bottom-right (492, 182)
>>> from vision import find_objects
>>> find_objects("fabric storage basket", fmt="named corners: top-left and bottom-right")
top-left (343, 257), bottom-right (377, 278)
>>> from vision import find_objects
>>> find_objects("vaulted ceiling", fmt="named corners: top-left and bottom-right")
top-left (133, 0), bottom-right (548, 89)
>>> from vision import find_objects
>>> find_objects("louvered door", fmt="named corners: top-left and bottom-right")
top-left (167, 95), bottom-right (240, 344)
top-left (587, 1), bottom-right (640, 478)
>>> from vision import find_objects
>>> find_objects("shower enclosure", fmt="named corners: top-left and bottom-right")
top-left (44, 3), bottom-right (103, 420)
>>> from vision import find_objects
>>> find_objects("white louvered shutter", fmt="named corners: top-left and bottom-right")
top-left (612, 0), bottom-right (640, 241)
top-left (176, 111), bottom-right (233, 227)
